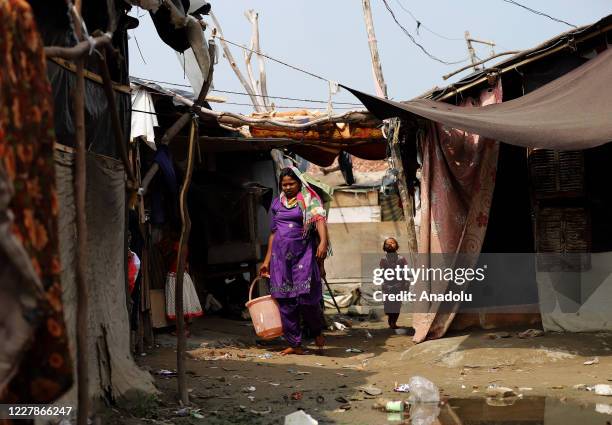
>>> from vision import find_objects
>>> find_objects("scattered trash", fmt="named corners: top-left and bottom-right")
top-left (360, 385), bottom-right (382, 396)
top-left (335, 396), bottom-right (349, 403)
top-left (518, 329), bottom-right (544, 339)
top-left (386, 412), bottom-right (403, 422)
top-left (372, 399), bottom-right (404, 412)
top-left (408, 376), bottom-right (440, 403)
top-left (247, 396), bottom-right (255, 402)
top-left (174, 408), bottom-right (190, 417)
top-left (393, 383), bottom-right (410, 393)
top-left (242, 386), bottom-right (256, 393)
top-left (486, 384), bottom-right (517, 398)
top-left (591, 384), bottom-right (612, 396)
top-left (595, 404), bottom-right (612, 415)
top-left (259, 353), bottom-right (274, 359)
top-left (156, 369), bottom-right (177, 377)
top-left (346, 348), bottom-right (363, 353)
top-left (364, 330), bottom-right (373, 339)
top-left (140, 352), bottom-right (147, 357)
top-left (290, 391), bottom-right (303, 400)
top-left (518, 387), bottom-right (533, 391)
top-left (270, 382), bottom-right (281, 386)
top-left (284, 410), bottom-right (318, 425)
top-left (336, 372), bottom-right (347, 377)
top-left (486, 396), bottom-right (518, 407)
top-left (191, 410), bottom-right (205, 419)
top-left (573, 384), bottom-right (588, 390)
top-left (315, 362), bottom-right (324, 366)
top-left (296, 371), bottom-right (311, 375)
top-left (394, 328), bottom-right (408, 335)
top-left (410, 403), bottom-right (440, 425)
top-left (484, 332), bottom-right (511, 339)
top-left (584, 357), bottom-right (600, 365)
top-left (333, 322), bottom-right (348, 331)
top-left (316, 395), bottom-right (325, 404)
top-left (250, 407), bottom-right (272, 416)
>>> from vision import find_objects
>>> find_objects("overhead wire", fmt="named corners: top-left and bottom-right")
top-left (131, 77), bottom-right (364, 106)
top-left (500, 0), bottom-right (577, 28)
top-left (380, 0), bottom-right (469, 65)
top-left (214, 35), bottom-right (332, 83)
top-left (392, 0), bottom-right (463, 41)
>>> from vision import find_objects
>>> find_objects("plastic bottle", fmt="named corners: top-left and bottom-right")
top-left (371, 398), bottom-right (405, 412)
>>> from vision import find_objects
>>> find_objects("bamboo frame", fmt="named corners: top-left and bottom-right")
top-left (437, 22), bottom-right (612, 101)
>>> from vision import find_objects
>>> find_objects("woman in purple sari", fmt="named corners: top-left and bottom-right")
top-left (260, 167), bottom-right (329, 355)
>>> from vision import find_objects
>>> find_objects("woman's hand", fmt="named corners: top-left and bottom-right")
top-left (259, 262), bottom-right (270, 278)
top-left (316, 241), bottom-right (328, 260)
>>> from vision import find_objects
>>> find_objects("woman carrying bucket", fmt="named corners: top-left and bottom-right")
top-left (259, 167), bottom-right (329, 355)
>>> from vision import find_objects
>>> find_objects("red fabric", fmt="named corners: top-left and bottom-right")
top-left (169, 242), bottom-right (187, 273)
top-left (127, 251), bottom-right (138, 294)
top-left (412, 80), bottom-right (502, 343)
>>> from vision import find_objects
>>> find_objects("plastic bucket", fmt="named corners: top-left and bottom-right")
top-left (245, 277), bottom-right (284, 340)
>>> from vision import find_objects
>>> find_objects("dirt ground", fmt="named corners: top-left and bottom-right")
top-left (104, 312), bottom-right (612, 424)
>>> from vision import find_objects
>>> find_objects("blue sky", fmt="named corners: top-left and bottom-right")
top-left (128, 1), bottom-right (611, 113)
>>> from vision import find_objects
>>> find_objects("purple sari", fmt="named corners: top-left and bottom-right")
top-left (269, 197), bottom-right (323, 346)
top-left (269, 197), bottom-right (322, 304)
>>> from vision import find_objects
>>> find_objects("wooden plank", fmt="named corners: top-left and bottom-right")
top-left (49, 57), bottom-right (131, 94)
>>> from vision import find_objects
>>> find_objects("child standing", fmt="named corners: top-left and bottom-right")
top-left (380, 237), bottom-right (408, 329)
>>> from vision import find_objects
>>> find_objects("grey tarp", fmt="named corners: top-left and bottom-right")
top-left (54, 151), bottom-right (156, 404)
top-left (343, 47), bottom-right (612, 150)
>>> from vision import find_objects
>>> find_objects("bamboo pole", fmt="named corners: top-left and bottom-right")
top-left (362, 0), bottom-right (388, 98)
top-left (175, 118), bottom-right (197, 404)
top-left (361, 0), bottom-right (417, 253)
top-left (390, 120), bottom-right (418, 252)
top-left (71, 1), bottom-right (89, 423)
top-left (210, 11), bottom-right (264, 112)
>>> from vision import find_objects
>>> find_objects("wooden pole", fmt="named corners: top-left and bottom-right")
top-left (71, 0), bottom-right (89, 423)
top-left (99, 50), bottom-right (137, 187)
top-left (175, 118), bottom-right (197, 404)
top-left (361, 0), bottom-right (417, 252)
top-left (362, 0), bottom-right (388, 98)
top-left (210, 12), bottom-right (264, 112)
top-left (390, 120), bottom-right (418, 252)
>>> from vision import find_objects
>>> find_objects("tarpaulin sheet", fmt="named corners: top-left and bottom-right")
top-left (47, 62), bottom-right (130, 159)
top-left (343, 48), bottom-right (612, 150)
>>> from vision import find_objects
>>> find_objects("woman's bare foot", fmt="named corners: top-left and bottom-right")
top-left (280, 347), bottom-right (304, 356)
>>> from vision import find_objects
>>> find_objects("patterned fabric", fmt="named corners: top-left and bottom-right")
top-left (412, 81), bottom-right (503, 343)
top-left (165, 272), bottom-right (204, 320)
top-left (0, 0), bottom-right (73, 405)
top-left (279, 166), bottom-right (326, 238)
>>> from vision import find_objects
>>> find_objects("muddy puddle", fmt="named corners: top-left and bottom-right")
top-left (381, 397), bottom-right (612, 424)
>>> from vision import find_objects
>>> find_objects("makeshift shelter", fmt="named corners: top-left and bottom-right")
top-left (24, 0), bottom-right (157, 407)
top-left (345, 14), bottom-right (612, 342)
top-left (130, 79), bottom-right (389, 327)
